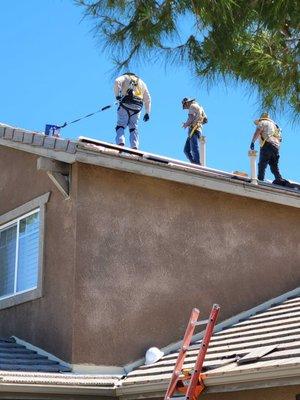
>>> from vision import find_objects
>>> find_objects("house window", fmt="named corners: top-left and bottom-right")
top-left (0, 192), bottom-right (50, 309)
top-left (0, 210), bottom-right (40, 299)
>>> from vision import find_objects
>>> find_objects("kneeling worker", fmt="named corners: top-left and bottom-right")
top-left (182, 98), bottom-right (207, 165)
top-left (250, 113), bottom-right (283, 182)
top-left (114, 72), bottom-right (151, 149)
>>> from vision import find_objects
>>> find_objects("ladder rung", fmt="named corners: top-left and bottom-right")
top-left (169, 397), bottom-right (186, 400)
top-left (193, 319), bottom-right (208, 326)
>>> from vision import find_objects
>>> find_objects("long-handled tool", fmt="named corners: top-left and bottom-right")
top-left (44, 101), bottom-right (118, 137)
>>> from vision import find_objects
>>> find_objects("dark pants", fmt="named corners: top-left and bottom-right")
top-left (258, 142), bottom-right (282, 181)
top-left (184, 131), bottom-right (200, 165)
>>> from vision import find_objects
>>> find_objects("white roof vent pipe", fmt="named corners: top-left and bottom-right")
top-left (145, 347), bottom-right (164, 365)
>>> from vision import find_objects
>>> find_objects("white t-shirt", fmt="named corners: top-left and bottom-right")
top-left (258, 119), bottom-right (281, 148)
top-left (185, 102), bottom-right (207, 131)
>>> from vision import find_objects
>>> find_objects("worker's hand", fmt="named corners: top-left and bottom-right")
top-left (143, 113), bottom-right (150, 122)
top-left (250, 142), bottom-right (255, 150)
top-left (116, 95), bottom-right (122, 101)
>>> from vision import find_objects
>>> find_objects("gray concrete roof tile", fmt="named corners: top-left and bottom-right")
top-left (32, 133), bottom-right (45, 146)
top-left (22, 132), bottom-right (34, 144)
top-left (12, 131), bottom-right (24, 142)
top-left (54, 138), bottom-right (69, 151)
top-left (0, 338), bottom-right (71, 373)
top-left (66, 140), bottom-right (77, 153)
top-left (43, 136), bottom-right (56, 149)
top-left (3, 127), bottom-right (14, 140)
top-left (124, 294), bottom-right (300, 386)
top-left (0, 126), bottom-right (5, 138)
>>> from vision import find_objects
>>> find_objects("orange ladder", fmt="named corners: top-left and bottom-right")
top-left (164, 304), bottom-right (220, 400)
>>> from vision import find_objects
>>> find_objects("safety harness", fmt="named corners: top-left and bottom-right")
top-left (189, 115), bottom-right (207, 138)
top-left (120, 75), bottom-right (144, 115)
top-left (259, 118), bottom-right (282, 147)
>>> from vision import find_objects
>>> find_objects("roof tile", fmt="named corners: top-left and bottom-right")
top-left (124, 293), bottom-right (300, 386)
top-left (32, 134), bottom-right (45, 146)
top-left (3, 127), bottom-right (14, 140)
top-left (66, 141), bottom-right (77, 154)
top-left (12, 131), bottom-right (24, 142)
top-left (44, 136), bottom-right (57, 149)
top-left (0, 126), bottom-right (5, 138)
top-left (23, 132), bottom-right (34, 144)
top-left (0, 338), bottom-right (71, 373)
top-left (54, 139), bottom-right (69, 152)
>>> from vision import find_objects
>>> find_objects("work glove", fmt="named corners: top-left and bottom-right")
top-left (250, 142), bottom-right (255, 150)
top-left (143, 113), bottom-right (150, 122)
top-left (116, 95), bottom-right (122, 101)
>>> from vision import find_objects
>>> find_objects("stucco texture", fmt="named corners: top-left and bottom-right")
top-left (0, 147), bottom-right (76, 361)
top-left (72, 162), bottom-right (300, 365)
top-left (0, 146), bottom-right (299, 367)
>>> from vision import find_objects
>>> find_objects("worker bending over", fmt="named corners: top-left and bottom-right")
top-left (114, 72), bottom-right (151, 149)
top-left (182, 98), bottom-right (207, 165)
top-left (250, 113), bottom-right (283, 182)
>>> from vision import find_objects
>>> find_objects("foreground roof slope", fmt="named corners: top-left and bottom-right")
top-left (122, 291), bottom-right (300, 394)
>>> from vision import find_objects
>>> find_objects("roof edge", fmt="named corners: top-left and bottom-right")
top-left (1, 126), bottom-right (300, 209)
top-left (0, 382), bottom-right (116, 397)
top-left (117, 363), bottom-right (300, 398)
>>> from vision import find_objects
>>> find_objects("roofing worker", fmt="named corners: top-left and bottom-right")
top-left (182, 98), bottom-right (207, 165)
top-left (114, 72), bottom-right (151, 149)
top-left (250, 112), bottom-right (283, 182)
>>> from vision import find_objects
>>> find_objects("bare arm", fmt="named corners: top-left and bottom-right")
top-left (183, 112), bottom-right (197, 128)
top-left (251, 126), bottom-right (263, 144)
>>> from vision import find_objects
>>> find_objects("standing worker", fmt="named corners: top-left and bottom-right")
top-left (250, 113), bottom-right (283, 182)
top-left (114, 72), bottom-right (151, 149)
top-left (182, 98), bottom-right (207, 165)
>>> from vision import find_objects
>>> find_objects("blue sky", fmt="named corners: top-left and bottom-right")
top-left (0, 0), bottom-right (299, 181)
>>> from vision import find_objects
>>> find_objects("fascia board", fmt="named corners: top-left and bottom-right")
top-left (0, 382), bottom-right (115, 396)
top-left (204, 362), bottom-right (300, 386)
top-left (117, 364), bottom-right (300, 399)
top-left (75, 149), bottom-right (300, 208)
top-left (1, 137), bottom-right (300, 208)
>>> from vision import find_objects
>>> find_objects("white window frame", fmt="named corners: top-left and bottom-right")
top-left (0, 193), bottom-right (50, 310)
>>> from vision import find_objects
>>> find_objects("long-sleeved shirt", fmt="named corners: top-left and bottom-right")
top-left (183, 101), bottom-right (206, 131)
top-left (114, 74), bottom-right (151, 114)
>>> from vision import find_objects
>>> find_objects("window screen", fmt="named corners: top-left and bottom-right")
top-left (0, 210), bottom-right (40, 299)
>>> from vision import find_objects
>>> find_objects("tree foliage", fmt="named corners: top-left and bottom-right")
top-left (76, 0), bottom-right (300, 116)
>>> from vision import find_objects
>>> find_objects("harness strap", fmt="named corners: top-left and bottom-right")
top-left (120, 104), bottom-right (141, 117)
top-left (189, 125), bottom-right (200, 138)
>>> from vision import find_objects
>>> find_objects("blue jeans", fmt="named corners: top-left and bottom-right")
top-left (184, 131), bottom-right (200, 164)
top-left (115, 106), bottom-right (140, 149)
top-left (258, 142), bottom-right (282, 181)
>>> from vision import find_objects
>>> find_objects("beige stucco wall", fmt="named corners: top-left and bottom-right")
top-left (0, 147), bottom-right (299, 367)
top-left (72, 162), bottom-right (300, 365)
top-left (0, 147), bottom-right (76, 361)
top-left (203, 385), bottom-right (300, 399)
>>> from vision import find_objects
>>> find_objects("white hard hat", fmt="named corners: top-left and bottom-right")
top-left (145, 347), bottom-right (164, 365)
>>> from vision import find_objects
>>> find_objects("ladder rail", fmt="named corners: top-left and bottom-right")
top-left (185, 304), bottom-right (220, 400)
top-left (164, 308), bottom-right (200, 400)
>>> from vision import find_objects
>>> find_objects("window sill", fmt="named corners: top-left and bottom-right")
top-left (0, 287), bottom-right (42, 310)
